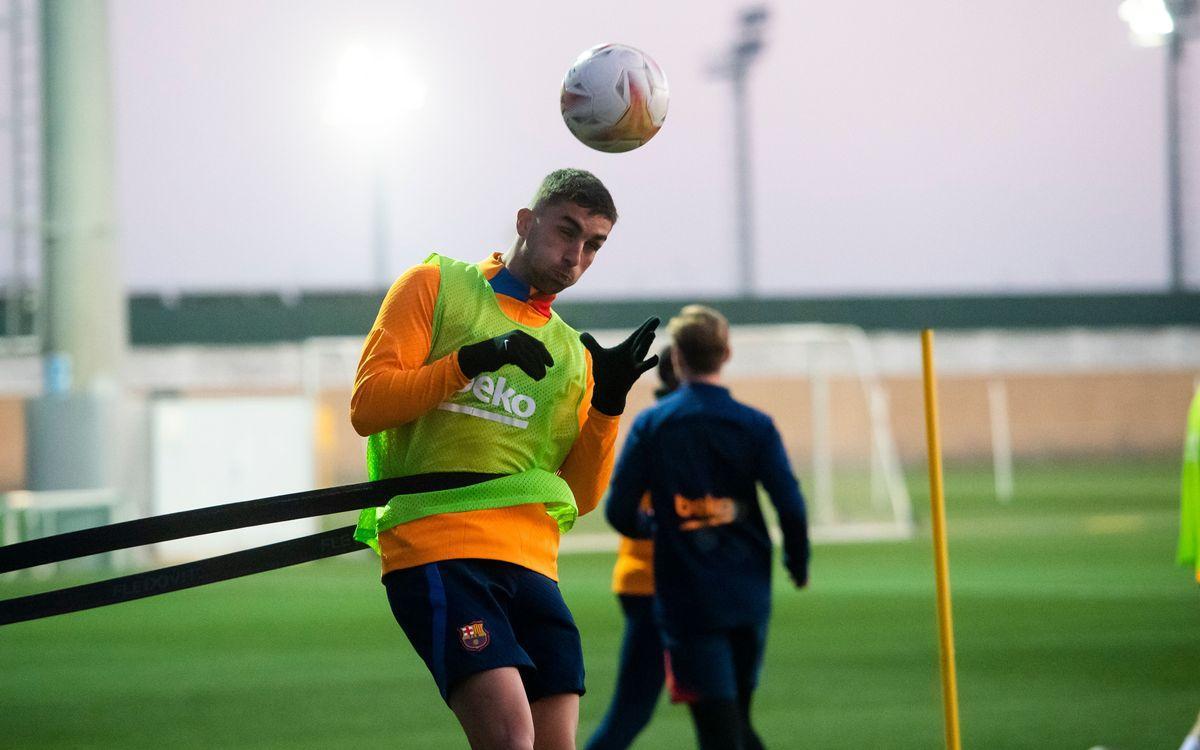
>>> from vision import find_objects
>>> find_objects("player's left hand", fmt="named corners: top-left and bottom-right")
top-left (784, 550), bottom-right (809, 589)
top-left (788, 566), bottom-right (809, 589)
top-left (580, 317), bottom-right (660, 416)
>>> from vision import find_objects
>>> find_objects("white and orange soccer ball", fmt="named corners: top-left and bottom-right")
top-left (560, 43), bottom-right (669, 153)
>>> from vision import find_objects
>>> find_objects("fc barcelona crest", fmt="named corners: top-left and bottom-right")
top-left (460, 620), bottom-right (490, 652)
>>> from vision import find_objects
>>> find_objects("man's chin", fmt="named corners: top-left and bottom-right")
top-left (537, 277), bottom-right (573, 295)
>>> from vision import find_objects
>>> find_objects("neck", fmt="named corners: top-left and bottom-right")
top-left (502, 239), bottom-right (533, 288)
top-left (684, 372), bottom-right (722, 386)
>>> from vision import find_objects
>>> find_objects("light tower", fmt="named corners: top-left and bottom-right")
top-left (713, 6), bottom-right (770, 298)
top-left (325, 45), bottom-right (426, 289)
top-left (1119, 0), bottom-right (1197, 292)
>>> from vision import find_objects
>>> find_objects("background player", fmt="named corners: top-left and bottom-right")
top-left (605, 304), bottom-right (810, 750)
top-left (351, 168), bottom-right (659, 750)
top-left (585, 346), bottom-right (678, 750)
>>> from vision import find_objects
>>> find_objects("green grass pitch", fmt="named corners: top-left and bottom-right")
top-left (1, 459), bottom-right (1196, 749)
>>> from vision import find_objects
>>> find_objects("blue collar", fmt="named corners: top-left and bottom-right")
top-left (488, 266), bottom-right (532, 301)
top-left (683, 381), bottom-right (729, 396)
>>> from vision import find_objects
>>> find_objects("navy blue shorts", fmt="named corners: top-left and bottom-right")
top-left (662, 622), bottom-right (768, 703)
top-left (382, 559), bottom-right (585, 704)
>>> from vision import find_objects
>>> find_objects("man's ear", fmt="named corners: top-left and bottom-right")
top-left (516, 207), bottom-right (534, 238)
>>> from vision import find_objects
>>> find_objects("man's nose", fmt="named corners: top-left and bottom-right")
top-left (562, 241), bottom-right (583, 266)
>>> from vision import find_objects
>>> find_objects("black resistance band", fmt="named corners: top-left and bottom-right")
top-left (0, 472), bottom-right (501, 626)
top-left (0, 525), bottom-right (359, 626)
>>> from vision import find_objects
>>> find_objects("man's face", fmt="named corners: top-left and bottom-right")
top-left (512, 201), bottom-right (613, 295)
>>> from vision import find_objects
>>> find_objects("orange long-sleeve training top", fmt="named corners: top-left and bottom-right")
top-left (350, 253), bottom-right (620, 581)
top-left (611, 491), bottom-right (655, 595)
top-left (612, 537), bottom-right (654, 596)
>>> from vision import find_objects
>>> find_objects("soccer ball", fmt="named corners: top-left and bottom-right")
top-left (560, 43), bottom-right (669, 153)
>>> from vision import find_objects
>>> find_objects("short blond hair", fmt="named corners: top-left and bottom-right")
top-left (668, 304), bottom-right (729, 376)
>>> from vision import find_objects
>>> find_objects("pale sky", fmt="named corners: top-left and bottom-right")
top-left (105, 0), bottom-right (1193, 297)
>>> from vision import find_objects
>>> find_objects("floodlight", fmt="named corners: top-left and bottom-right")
top-left (324, 44), bottom-right (426, 151)
top-left (1118, 0), bottom-right (1176, 46)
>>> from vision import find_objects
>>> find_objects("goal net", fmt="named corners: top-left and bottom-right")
top-left (726, 324), bottom-right (914, 542)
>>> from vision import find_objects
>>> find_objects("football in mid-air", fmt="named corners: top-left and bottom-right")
top-left (560, 43), bottom-right (669, 153)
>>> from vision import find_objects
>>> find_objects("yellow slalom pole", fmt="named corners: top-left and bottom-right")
top-left (921, 329), bottom-right (962, 750)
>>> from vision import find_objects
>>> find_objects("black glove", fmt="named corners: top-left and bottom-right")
top-left (784, 546), bottom-right (810, 589)
top-left (579, 317), bottom-right (661, 416)
top-left (458, 330), bottom-right (554, 381)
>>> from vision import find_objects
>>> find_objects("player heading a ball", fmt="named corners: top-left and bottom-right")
top-left (561, 43), bottom-right (669, 153)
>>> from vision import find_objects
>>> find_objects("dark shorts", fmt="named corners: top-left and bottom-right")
top-left (383, 558), bottom-right (585, 704)
top-left (662, 622), bottom-right (768, 703)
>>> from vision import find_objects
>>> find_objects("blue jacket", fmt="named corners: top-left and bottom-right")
top-left (605, 382), bottom-right (810, 633)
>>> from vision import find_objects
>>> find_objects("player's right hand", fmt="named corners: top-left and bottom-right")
top-left (458, 330), bottom-right (555, 381)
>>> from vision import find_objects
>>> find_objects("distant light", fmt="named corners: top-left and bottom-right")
top-left (1118, 0), bottom-right (1176, 47)
top-left (325, 44), bottom-right (426, 150)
